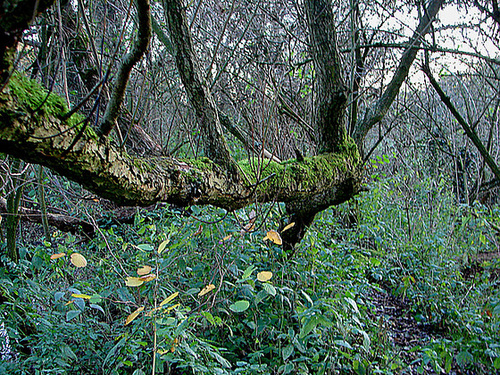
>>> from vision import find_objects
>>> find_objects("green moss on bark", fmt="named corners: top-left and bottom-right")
top-left (238, 138), bottom-right (360, 194)
top-left (6, 73), bottom-right (95, 137)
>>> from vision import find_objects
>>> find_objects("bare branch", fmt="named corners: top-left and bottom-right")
top-left (352, 0), bottom-right (444, 148)
top-left (98, 0), bottom-right (152, 137)
top-left (422, 63), bottom-right (500, 182)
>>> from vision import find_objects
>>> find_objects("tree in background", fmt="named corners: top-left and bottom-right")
top-left (7, 0), bottom-right (499, 257)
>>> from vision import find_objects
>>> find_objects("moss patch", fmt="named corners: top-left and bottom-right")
top-left (7, 73), bottom-right (92, 137)
top-left (8, 73), bottom-right (67, 116)
top-left (237, 140), bottom-right (360, 193)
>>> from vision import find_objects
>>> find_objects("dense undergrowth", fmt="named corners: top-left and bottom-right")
top-left (1, 163), bottom-right (499, 374)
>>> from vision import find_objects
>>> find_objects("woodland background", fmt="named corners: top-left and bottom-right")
top-left (0, 0), bottom-right (499, 373)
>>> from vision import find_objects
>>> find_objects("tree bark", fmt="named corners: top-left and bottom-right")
top-left (163, 0), bottom-right (239, 177)
top-left (0, 198), bottom-right (95, 238)
top-left (0, 74), bottom-right (362, 212)
top-left (305, 0), bottom-right (348, 153)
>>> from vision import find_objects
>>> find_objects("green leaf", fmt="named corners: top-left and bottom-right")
top-left (54, 291), bottom-right (65, 302)
top-left (73, 298), bottom-right (85, 311)
top-left (493, 302), bottom-right (500, 315)
top-left (369, 257), bottom-right (381, 266)
top-left (345, 297), bottom-right (359, 314)
top-left (456, 351), bottom-right (473, 366)
top-left (66, 310), bottom-right (81, 321)
top-left (241, 265), bottom-right (256, 280)
top-left (229, 300), bottom-right (250, 313)
top-left (254, 290), bottom-right (268, 305)
top-left (60, 344), bottom-right (77, 361)
top-left (299, 316), bottom-right (318, 338)
top-left (158, 240), bottom-right (169, 254)
top-left (137, 244), bottom-right (154, 251)
top-left (282, 345), bottom-right (294, 361)
top-left (89, 294), bottom-right (102, 304)
top-left (494, 357), bottom-right (500, 370)
top-left (90, 304), bottom-right (105, 314)
top-left (103, 337), bottom-right (127, 367)
top-left (334, 340), bottom-right (353, 350)
top-left (185, 288), bottom-right (200, 295)
top-left (263, 283), bottom-right (276, 296)
top-left (213, 352), bottom-right (231, 368)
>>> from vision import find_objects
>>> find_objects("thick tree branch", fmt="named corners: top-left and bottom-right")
top-left (304, 0), bottom-right (348, 153)
top-left (352, 0), bottom-right (444, 148)
top-left (0, 75), bottom-right (362, 212)
top-left (98, 0), bottom-right (152, 137)
top-left (163, 0), bottom-right (238, 176)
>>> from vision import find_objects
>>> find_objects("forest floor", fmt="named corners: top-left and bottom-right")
top-left (370, 249), bottom-right (500, 375)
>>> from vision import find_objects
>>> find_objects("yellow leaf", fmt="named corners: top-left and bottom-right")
top-left (137, 265), bottom-right (152, 275)
top-left (222, 234), bottom-right (232, 242)
top-left (158, 239), bottom-right (169, 254)
top-left (263, 230), bottom-right (282, 245)
top-left (139, 274), bottom-right (156, 282)
top-left (71, 293), bottom-right (91, 299)
top-left (282, 222), bottom-right (295, 232)
top-left (125, 306), bottom-right (144, 326)
top-left (126, 277), bottom-right (144, 287)
top-left (160, 292), bottom-right (179, 306)
top-left (166, 303), bottom-right (180, 312)
top-left (157, 349), bottom-right (169, 355)
top-left (257, 271), bottom-right (273, 282)
top-left (65, 300), bottom-right (73, 306)
top-left (198, 284), bottom-right (215, 297)
top-left (70, 253), bottom-right (87, 268)
top-left (50, 252), bottom-right (66, 260)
